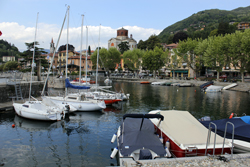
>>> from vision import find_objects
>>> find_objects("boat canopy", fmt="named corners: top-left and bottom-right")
top-left (200, 81), bottom-right (213, 89)
top-left (123, 114), bottom-right (164, 121)
top-left (156, 110), bottom-right (227, 146)
top-left (65, 78), bottom-right (90, 89)
top-left (201, 118), bottom-right (250, 142)
top-left (118, 116), bottom-right (166, 157)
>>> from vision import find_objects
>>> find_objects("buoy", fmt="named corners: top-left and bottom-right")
top-left (177, 89), bottom-right (178, 91)
top-left (12, 124), bottom-right (15, 128)
top-left (195, 90), bottom-right (196, 92)
top-left (229, 113), bottom-right (234, 119)
top-left (165, 147), bottom-right (171, 157)
top-left (111, 133), bottom-right (117, 143)
top-left (110, 147), bottom-right (118, 159)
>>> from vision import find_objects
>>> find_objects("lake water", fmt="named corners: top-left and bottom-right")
top-left (1, 81), bottom-right (250, 166)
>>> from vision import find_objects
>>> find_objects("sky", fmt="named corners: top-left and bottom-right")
top-left (0, 0), bottom-right (249, 52)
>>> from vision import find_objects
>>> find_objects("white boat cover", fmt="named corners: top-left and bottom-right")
top-left (206, 85), bottom-right (223, 92)
top-left (153, 110), bottom-right (227, 147)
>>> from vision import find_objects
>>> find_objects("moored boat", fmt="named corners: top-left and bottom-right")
top-left (205, 85), bottom-right (223, 92)
top-left (223, 83), bottom-right (237, 90)
top-left (201, 116), bottom-right (250, 153)
top-left (149, 110), bottom-right (232, 157)
top-left (110, 114), bottom-right (169, 165)
top-left (200, 81), bottom-right (213, 89)
top-left (140, 81), bottom-right (151, 84)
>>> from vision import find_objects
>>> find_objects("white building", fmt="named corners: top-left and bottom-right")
top-left (108, 27), bottom-right (137, 51)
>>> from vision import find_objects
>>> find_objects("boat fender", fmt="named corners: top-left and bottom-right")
top-left (165, 141), bottom-right (170, 149)
top-left (229, 113), bottom-right (234, 119)
top-left (111, 133), bottom-right (117, 143)
top-left (79, 105), bottom-right (82, 108)
top-left (159, 137), bottom-right (163, 143)
top-left (165, 147), bottom-right (171, 157)
top-left (110, 147), bottom-right (118, 159)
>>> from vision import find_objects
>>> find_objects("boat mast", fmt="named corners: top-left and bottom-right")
top-left (65, 6), bottom-right (70, 96)
top-left (95, 24), bottom-right (101, 91)
top-left (85, 26), bottom-right (88, 83)
top-left (41, 6), bottom-right (68, 96)
top-left (29, 12), bottom-right (39, 102)
top-left (79, 15), bottom-right (84, 86)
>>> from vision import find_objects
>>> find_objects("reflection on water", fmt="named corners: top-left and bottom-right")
top-left (1, 82), bottom-right (250, 166)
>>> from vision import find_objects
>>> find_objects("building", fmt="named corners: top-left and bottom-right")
top-left (108, 27), bottom-right (137, 51)
top-left (238, 22), bottom-right (250, 30)
top-left (68, 55), bottom-right (92, 73)
top-left (2, 56), bottom-right (15, 62)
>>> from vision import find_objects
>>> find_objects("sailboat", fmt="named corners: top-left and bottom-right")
top-left (42, 12), bottom-right (106, 112)
top-left (13, 13), bottom-right (68, 121)
top-left (80, 25), bottom-right (129, 105)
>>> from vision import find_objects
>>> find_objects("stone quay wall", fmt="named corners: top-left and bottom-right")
top-left (0, 81), bottom-right (44, 103)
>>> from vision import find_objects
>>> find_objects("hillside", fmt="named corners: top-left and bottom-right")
top-left (158, 6), bottom-right (250, 43)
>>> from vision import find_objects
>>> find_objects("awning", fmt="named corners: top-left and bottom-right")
top-left (171, 70), bottom-right (188, 73)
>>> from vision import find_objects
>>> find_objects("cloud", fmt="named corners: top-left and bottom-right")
top-left (0, 22), bottom-right (162, 52)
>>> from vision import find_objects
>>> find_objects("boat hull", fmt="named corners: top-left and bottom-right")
top-left (13, 102), bottom-right (61, 121)
top-left (44, 96), bottom-right (106, 111)
top-left (149, 110), bottom-right (232, 158)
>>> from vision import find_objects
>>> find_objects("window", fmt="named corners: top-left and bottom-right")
top-left (121, 32), bottom-right (123, 35)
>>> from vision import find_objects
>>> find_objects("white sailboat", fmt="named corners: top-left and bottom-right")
top-left (43, 12), bottom-right (106, 112)
top-left (13, 13), bottom-right (67, 121)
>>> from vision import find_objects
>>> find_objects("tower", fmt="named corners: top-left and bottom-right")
top-left (50, 38), bottom-right (55, 53)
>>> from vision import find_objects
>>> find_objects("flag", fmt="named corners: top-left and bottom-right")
top-left (0, 31), bottom-right (2, 36)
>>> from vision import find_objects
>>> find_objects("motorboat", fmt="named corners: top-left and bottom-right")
top-left (140, 81), bottom-right (151, 84)
top-left (110, 114), bottom-right (169, 165)
top-left (223, 83), bottom-right (237, 90)
top-left (149, 110), bottom-right (232, 158)
top-left (201, 116), bottom-right (250, 153)
top-left (151, 81), bottom-right (167, 85)
top-left (200, 81), bottom-right (213, 89)
top-left (205, 85), bottom-right (223, 92)
top-left (171, 83), bottom-right (180, 86)
top-left (178, 83), bottom-right (193, 87)
top-left (13, 100), bottom-right (64, 121)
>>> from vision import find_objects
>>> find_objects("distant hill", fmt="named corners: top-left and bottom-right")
top-left (158, 6), bottom-right (250, 43)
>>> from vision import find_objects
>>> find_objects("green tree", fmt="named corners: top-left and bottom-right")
top-left (146, 35), bottom-right (162, 50)
top-left (118, 41), bottom-right (129, 54)
top-left (204, 35), bottom-right (226, 81)
top-left (209, 29), bottom-right (218, 36)
top-left (176, 38), bottom-right (200, 77)
top-left (91, 47), bottom-right (121, 72)
top-left (3, 61), bottom-right (19, 71)
top-left (142, 47), bottom-right (169, 77)
top-left (230, 30), bottom-right (250, 82)
top-left (137, 40), bottom-right (147, 50)
top-left (123, 49), bottom-right (144, 72)
top-left (21, 41), bottom-right (47, 81)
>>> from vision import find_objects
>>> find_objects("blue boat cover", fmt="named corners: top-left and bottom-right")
top-left (240, 116), bottom-right (250, 124)
top-left (65, 78), bottom-right (90, 89)
top-left (200, 81), bottom-right (213, 89)
top-left (201, 118), bottom-right (250, 142)
top-left (118, 117), bottom-right (166, 157)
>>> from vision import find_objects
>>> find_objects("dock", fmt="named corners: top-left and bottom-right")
top-left (119, 153), bottom-right (250, 167)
